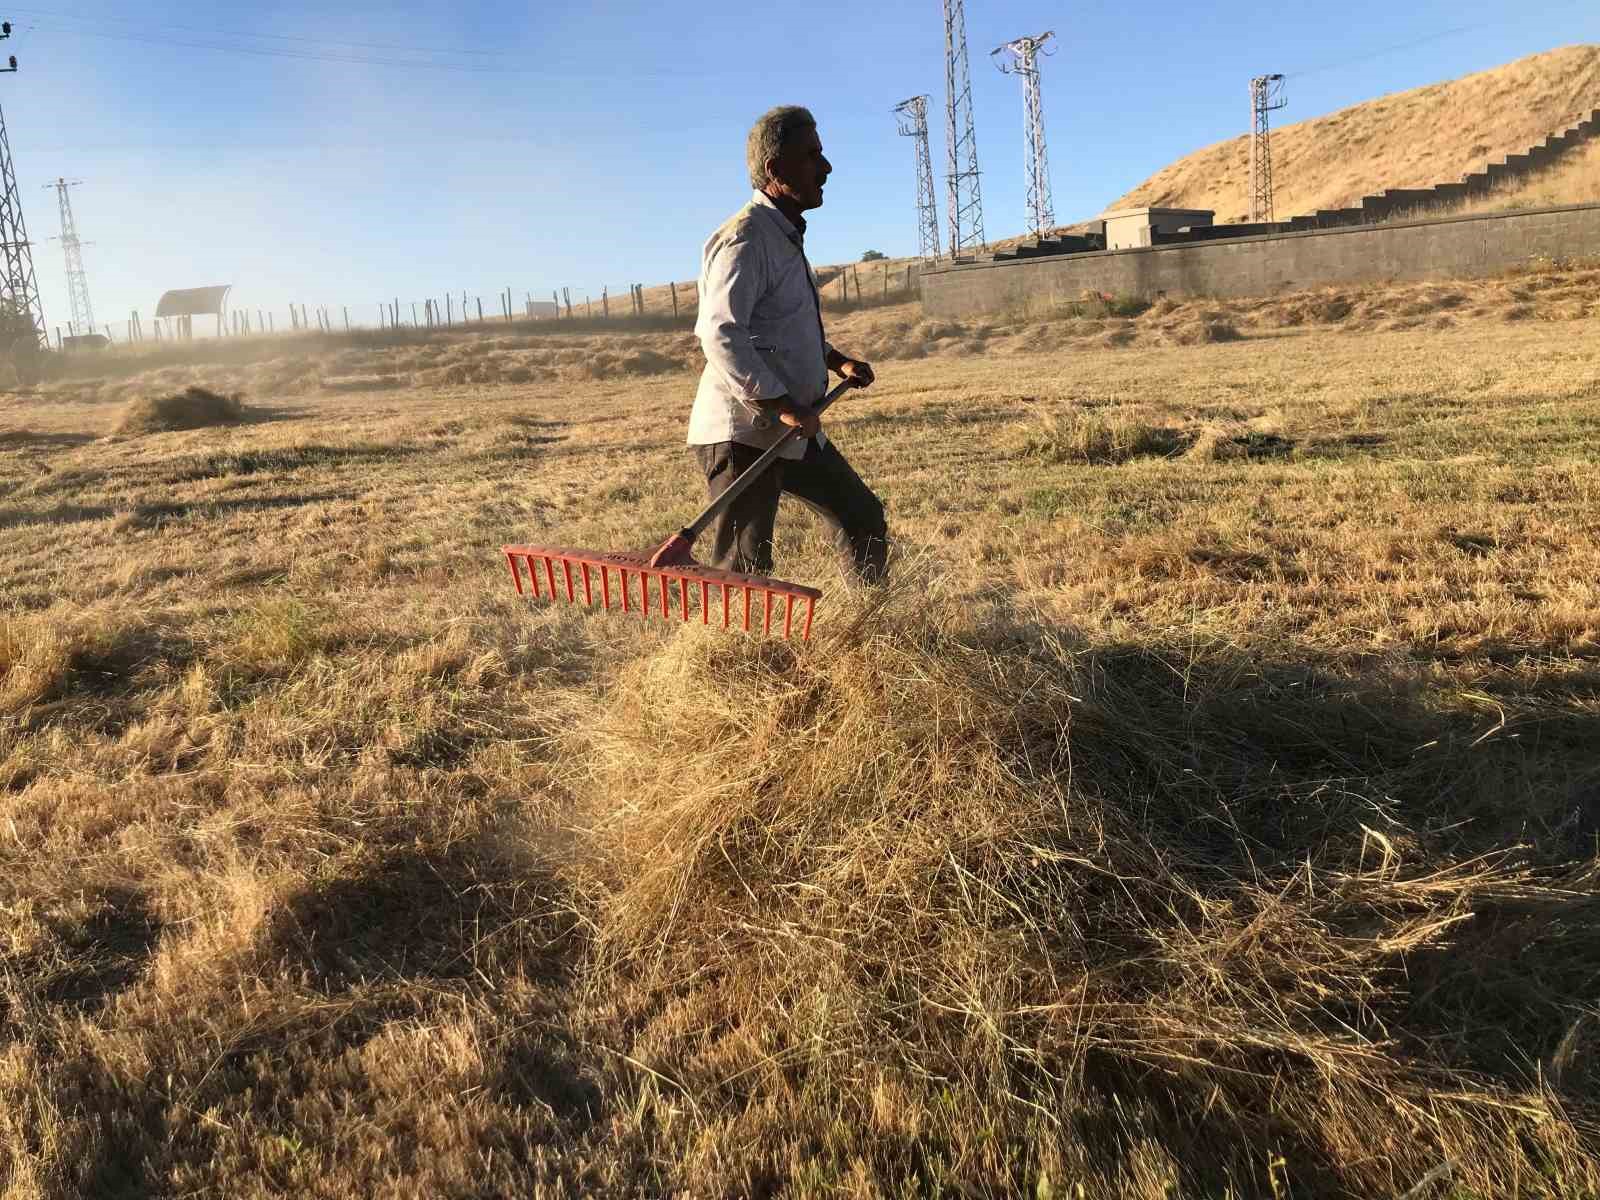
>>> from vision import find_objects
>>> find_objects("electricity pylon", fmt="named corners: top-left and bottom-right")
top-left (0, 24), bottom-right (46, 351)
top-left (1249, 74), bottom-right (1287, 223)
top-left (992, 30), bottom-right (1056, 238)
top-left (893, 95), bottom-right (941, 260)
top-left (942, 0), bottom-right (985, 258)
top-left (48, 178), bottom-right (93, 337)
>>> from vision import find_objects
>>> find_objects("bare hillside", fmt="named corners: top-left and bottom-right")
top-left (1111, 44), bottom-right (1600, 222)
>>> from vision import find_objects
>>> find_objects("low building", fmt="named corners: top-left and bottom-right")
top-left (1101, 206), bottom-right (1214, 250)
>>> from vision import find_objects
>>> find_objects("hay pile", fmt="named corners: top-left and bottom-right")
top-left (564, 575), bottom-right (1600, 1197)
top-left (112, 386), bottom-right (246, 435)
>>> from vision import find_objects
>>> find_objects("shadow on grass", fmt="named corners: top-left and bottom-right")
top-left (0, 430), bottom-right (98, 450)
top-left (48, 839), bottom-right (593, 1200)
top-left (0, 886), bottom-right (163, 1031)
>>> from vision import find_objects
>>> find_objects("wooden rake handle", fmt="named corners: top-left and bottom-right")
top-left (680, 377), bottom-right (861, 543)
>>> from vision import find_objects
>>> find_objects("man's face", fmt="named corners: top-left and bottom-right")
top-left (767, 127), bottom-right (832, 211)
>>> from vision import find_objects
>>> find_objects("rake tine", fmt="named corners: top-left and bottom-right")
top-left (503, 546), bottom-right (821, 639)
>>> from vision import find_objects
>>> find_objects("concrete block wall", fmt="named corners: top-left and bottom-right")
top-left (919, 202), bottom-right (1600, 318)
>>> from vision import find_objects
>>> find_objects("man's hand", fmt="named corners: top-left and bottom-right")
top-left (837, 357), bottom-right (875, 388)
top-left (777, 400), bottom-right (821, 438)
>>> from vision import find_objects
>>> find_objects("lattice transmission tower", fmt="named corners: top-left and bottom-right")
top-left (0, 26), bottom-right (46, 351)
top-left (892, 95), bottom-right (941, 260)
top-left (941, 0), bottom-right (985, 258)
top-left (992, 30), bottom-right (1056, 238)
top-left (1249, 73), bottom-right (1287, 223)
top-left (48, 178), bottom-right (93, 336)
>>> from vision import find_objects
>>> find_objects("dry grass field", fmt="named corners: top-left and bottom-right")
top-left (1113, 44), bottom-right (1600, 223)
top-left (3, 263), bottom-right (1600, 1198)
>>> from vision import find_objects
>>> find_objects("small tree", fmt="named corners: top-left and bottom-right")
top-left (861, 249), bottom-right (886, 262)
top-left (0, 297), bottom-right (42, 388)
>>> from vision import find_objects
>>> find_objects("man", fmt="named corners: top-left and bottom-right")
top-left (688, 105), bottom-right (888, 583)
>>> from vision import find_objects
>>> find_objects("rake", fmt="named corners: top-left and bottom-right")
top-left (503, 377), bottom-right (861, 640)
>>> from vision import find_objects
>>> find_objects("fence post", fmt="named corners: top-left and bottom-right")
top-left (563, 287), bottom-right (572, 318)
top-left (445, 295), bottom-right (452, 326)
top-left (882, 264), bottom-right (888, 300)
top-left (586, 295), bottom-right (592, 318)
top-left (670, 281), bottom-right (679, 318)
top-left (602, 286), bottom-right (609, 319)
top-left (477, 297), bottom-right (484, 322)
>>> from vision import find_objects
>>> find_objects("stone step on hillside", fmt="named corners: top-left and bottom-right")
top-left (1279, 106), bottom-right (1600, 232)
top-left (989, 233), bottom-right (1102, 261)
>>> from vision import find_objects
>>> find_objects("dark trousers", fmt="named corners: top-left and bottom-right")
top-left (693, 437), bottom-right (888, 582)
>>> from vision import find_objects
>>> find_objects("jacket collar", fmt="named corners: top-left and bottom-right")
top-left (751, 189), bottom-right (807, 244)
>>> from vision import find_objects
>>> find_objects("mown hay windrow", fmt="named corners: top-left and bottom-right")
top-left (112, 386), bottom-right (246, 435)
top-left (568, 576), bottom-right (1600, 1198)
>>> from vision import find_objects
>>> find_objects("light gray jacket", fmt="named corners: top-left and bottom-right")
top-left (688, 191), bottom-right (835, 460)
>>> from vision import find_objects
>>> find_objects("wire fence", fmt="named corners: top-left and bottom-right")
top-left (55, 260), bottom-right (926, 350)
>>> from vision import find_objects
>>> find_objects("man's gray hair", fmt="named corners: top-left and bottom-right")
top-left (747, 106), bottom-right (816, 190)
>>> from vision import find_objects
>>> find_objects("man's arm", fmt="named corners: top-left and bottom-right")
top-left (825, 344), bottom-right (875, 388)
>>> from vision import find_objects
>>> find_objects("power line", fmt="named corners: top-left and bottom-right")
top-left (46, 176), bottom-right (92, 337)
top-left (7, 5), bottom-right (512, 58)
top-left (0, 22), bottom-right (48, 350)
top-left (1249, 73), bottom-right (1286, 223)
top-left (992, 31), bottom-right (1056, 239)
top-left (892, 95), bottom-right (940, 261)
top-left (1286, 0), bottom-right (1588, 79)
top-left (22, 23), bottom-right (531, 73)
top-left (941, 0), bottom-right (984, 259)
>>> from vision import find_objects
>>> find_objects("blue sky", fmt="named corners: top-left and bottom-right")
top-left (4, 0), bottom-right (1599, 338)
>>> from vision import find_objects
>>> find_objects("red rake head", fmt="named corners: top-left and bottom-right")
top-left (503, 543), bottom-right (822, 640)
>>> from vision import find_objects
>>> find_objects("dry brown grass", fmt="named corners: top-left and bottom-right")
top-left (111, 386), bottom-right (246, 436)
top-left (1113, 43), bottom-right (1600, 222)
top-left (2, 278), bottom-right (1599, 1197)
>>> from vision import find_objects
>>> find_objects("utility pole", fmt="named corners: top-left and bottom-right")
top-left (992, 31), bottom-right (1057, 239)
top-left (0, 26), bottom-right (46, 351)
top-left (892, 95), bottom-right (941, 261)
top-left (1249, 74), bottom-right (1287, 223)
top-left (47, 178), bottom-right (93, 338)
top-left (941, 0), bottom-right (985, 259)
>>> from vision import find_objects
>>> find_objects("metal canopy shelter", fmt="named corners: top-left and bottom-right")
top-left (154, 284), bottom-right (232, 339)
